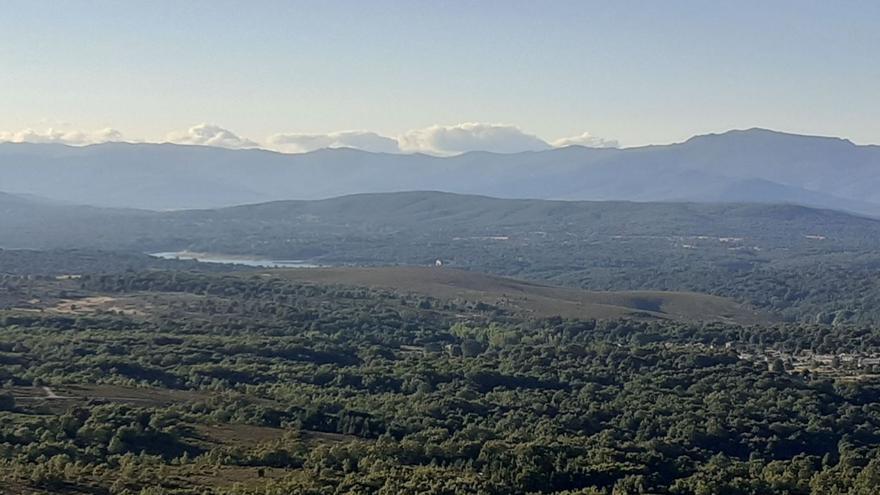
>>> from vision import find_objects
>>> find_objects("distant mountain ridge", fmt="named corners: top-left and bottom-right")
top-left (1, 128), bottom-right (878, 214)
top-left (3, 190), bottom-right (879, 255)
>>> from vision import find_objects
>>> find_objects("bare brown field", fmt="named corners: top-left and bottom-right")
top-left (172, 465), bottom-right (293, 487)
top-left (7, 384), bottom-right (212, 405)
top-left (268, 266), bottom-right (772, 324)
top-left (9, 290), bottom-right (215, 318)
top-left (195, 423), bottom-right (292, 448)
top-left (50, 295), bottom-right (147, 316)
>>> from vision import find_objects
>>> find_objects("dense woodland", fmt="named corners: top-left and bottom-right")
top-left (1, 270), bottom-right (880, 493)
top-left (0, 249), bottom-right (240, 277)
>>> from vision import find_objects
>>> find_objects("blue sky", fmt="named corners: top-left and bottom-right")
top-left (1, 0), bottom-right (878, 152)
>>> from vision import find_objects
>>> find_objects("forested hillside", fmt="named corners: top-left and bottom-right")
top-left (1, 270), bottom-right (880, 494)
top-left (4, 191), bottom-right (880, 324)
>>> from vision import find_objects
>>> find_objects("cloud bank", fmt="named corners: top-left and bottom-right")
top-left (165, 124), bottom-right (258, 149)
top-left (398, 123), bottom-right (552, 155)
top-left (267, 131), bottom-right (400, 154)
top-left (267, 123), bottom-right (618, 155)
top-left (0, 127), bottom-right (123, 145)
top-left (1, 122), bottom-right (617, 154)
top-left (551, 131), bottom-right (619, 149)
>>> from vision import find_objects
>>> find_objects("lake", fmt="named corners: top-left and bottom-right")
top-left (150, 251), bottom-right (320, 268)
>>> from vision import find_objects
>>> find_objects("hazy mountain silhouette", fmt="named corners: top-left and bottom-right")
top-left (1, 128), bottom-right (878, 214)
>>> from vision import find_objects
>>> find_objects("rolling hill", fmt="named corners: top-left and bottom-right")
top-left (4, 190), bottom-right (880, 323)
top-left (3, 190), bottom-right (880, 255)
top-left (267, 266), bottom-right (772, 324)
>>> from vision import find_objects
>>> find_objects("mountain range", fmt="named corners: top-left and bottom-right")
top-left (1, 128), bottom-right (879, 215)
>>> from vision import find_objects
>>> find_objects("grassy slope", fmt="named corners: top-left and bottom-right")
top-left (269, 266), bottom-right (771, 324)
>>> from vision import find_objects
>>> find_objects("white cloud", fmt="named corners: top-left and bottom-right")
top-left (0, 127), bottom-right (123, 145)
top-left (551, 132), bottom-right (619, 149)
top-left (1, 122), bottom-right (618, 154)
top-left (267, 130), bottom-right (400, 154)
top-left (165, 124), bottom-right (258, 149)
top-left (398, 122), bottom-right (551, 155)
top-left (268, 124), bottom-right (619, 154)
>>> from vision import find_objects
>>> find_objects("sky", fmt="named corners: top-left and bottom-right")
top-left (0, 0), bottom-right (878, 154)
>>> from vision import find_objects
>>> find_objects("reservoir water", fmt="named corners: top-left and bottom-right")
top-left (150, 252), bottom-right (320, 268)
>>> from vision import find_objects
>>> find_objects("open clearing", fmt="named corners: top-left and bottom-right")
top-left (267, 266), bottom-right (772, 324)
top-left (50, 295), bottom-right (147, 316)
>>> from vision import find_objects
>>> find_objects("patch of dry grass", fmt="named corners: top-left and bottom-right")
top-left (267, 266), bottom-right (772, 324)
